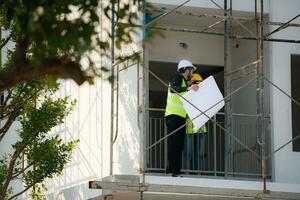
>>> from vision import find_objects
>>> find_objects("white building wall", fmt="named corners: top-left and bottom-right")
top-left (113, 64), bottom-right (141, 175)
top-left (113, 20), bottom-right (143, 175)
top-left (2, 1), bottom-right (300, 200)
top-left (46, 79), bottom-right (111, 200)
top-left (269, 0), bottom-right (300, 184)
top-left (46, 61), bottom-right (143, 200)
top-left (47, 4), bottom-right (144, 200)
top-left (149, 30), bottom-right (224, 66)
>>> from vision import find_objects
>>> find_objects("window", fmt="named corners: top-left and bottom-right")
top-left (291, 54), bottom-right (300, 152)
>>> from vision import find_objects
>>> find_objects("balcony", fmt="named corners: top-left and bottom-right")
top-left (145, 108), bottom-right (271, 179)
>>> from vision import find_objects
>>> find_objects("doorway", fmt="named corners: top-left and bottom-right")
top-left (146, 60), bottom-right (225, 174)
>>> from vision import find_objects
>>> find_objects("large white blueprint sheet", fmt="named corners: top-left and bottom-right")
top-left (182, 76), bottom-right (225, 132)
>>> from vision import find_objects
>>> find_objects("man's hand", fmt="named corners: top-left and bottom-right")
top-left (188, 84), bottom-right (199, 91)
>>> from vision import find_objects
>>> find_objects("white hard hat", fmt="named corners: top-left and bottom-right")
top-left (177, 59), bottom-right (196, 71)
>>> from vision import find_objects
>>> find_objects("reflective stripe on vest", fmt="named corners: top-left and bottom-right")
top-left (165, 78), bottom-right (187, 118)
top-left (186, 118), bottom-right (207, 134)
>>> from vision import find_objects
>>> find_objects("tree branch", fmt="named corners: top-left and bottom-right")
top-left (0, 115), bottom-right (16, 142)
top-left (7, 182), bottom-right (35, 200)
top-left (3, 90), bottom-right (12, 105)
top-left (0, 127), bottom-right (35, 200)
top-left (11, 161), bottom-right (34, 179)
top-left (1, 117), bottom-right (57, 200)
top-left (0, 33), bottom-right (12, 49)
top-left (0, 57), bottom-right (87, 92)
top-left (0, 150), bottom-right (22, 200)
top-left (0, 90), bottom-right (12, 116)
top-left (11, 35), bottom-right (28, 66)
top-left (0, 113), bottom-right (9, 120)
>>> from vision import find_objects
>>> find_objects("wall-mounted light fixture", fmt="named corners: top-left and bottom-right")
top-left (179, 42), bottom-right (188, 49)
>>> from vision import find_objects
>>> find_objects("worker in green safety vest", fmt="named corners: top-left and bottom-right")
top-left (182, 73), bottom-right (207, 172)
top-left (165, 59), bottom-right (198, 177)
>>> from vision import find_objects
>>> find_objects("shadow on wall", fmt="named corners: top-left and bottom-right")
top-left (114, 65), bottom-right (140, 174)
top-left (46, 80), bottom-right (104, 197)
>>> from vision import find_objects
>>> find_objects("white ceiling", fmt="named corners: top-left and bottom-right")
top-left (148, 4), bottom-right (256, 30)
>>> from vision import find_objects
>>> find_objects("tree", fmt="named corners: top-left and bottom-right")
top-left (0, 1), bottom-right (147, 199)
top-left (0, 78), bottom-right (78, 200)
top-left (0, 0), bottom-right (144, 92)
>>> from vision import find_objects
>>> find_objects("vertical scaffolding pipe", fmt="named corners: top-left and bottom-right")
top-left (261, 0), bottom-right (268, 193)
top-left (229, 0), bottom-right (234, 176)
top-left (141, 1), bottom-right (147, 198)
top-left (255, 0), bottom-right (261, 160)
top-left (257, 0), bottom-right (268, 193)
top-left (138, 59), bottom-right (145, 200)
top-left (255, 0), bottom-right (259, 79)
top-left (109, 1), bottom-right (116, 176)
top-left (224, 0), bottom-right (232, 178)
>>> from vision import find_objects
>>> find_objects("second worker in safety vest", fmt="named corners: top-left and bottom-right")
top-left (182, 73), bottom-right (207, 172)
top-left (165, 59), bottom-right (199, 177)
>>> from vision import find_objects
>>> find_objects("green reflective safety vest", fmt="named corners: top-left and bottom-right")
top-left (165, 78), bottom-right (187, 118)
top-left (186, 118), bottom-right (207, 134)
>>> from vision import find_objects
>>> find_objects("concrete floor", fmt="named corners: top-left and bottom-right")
top-left (89, 175), bottom-right (300, 200)
top-left (102, 191), bottom-right (280, 200)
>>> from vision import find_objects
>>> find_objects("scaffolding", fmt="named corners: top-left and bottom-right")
top-left (106, 0), bottom-right (300, 199)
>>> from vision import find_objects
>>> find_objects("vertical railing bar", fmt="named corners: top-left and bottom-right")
top-left (209, 121), bottom-right (211, 171)
top-left (239, 122), bottom-right (241, 176)
top-left (161, 118), bottom-right (164, 169)
top-left (164, 119), bottom-right (167, 171)
top-left (149, 118), bottom-right (152, 168)
top-left (219, 124), bottom-right (222, 173)
top-left (232, 121), bottom-right (235, 176)
top-left (193, 133), bottom-right (195, 172)
top-left (162, 118), bottom-right (164, 170)
top-left (245, 122), bottom-right (248, 174)
top-left (240, 121), bottom-right (243, 174)
top-left (154, 118), bottom-right (157, 169)
top-left (213, 115), bottom-right (217, 176)
top-left (158, 118), bottom-right (162, 169)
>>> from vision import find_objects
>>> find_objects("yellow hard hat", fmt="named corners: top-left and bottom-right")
top-left (191, 73), bottom-right (203, 82)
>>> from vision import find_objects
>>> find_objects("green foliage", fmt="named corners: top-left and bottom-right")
top-left (30, 183), bottom-right (47, 200)
top-left (0, 0), bottom-right (150, 198)
top-left (0, 158), bottom-right (8, 194)
top-left (24, 137), bottom-right (79, 185)
top-left (2, 0), bottom-right (103, 60)
top-left (0, 0), bottom-right (145, 84)
top-left (17, 97), bottom-right (70, 142)
top-left (0, 78), bottom-right (78, 199)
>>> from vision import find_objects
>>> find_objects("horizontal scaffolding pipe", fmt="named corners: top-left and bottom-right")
top-left (117, 22), bottom-right (300, 43)
top-left (151, 9), bottom-right (300, 27)
top-left (146, 169), bottom-right (269, 178)
top-left (150, 25), bottom-right (300, 43)
top-left (144, 108), bottom-right (267, 118)
top-left (265, 21), bottom-right (300, 28)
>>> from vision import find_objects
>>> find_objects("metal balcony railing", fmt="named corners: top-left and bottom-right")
top-left (145, 108), bottom-right (271, 179)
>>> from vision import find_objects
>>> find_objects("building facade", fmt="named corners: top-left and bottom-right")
top-left (1, 0), bottom-right (300, 199)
